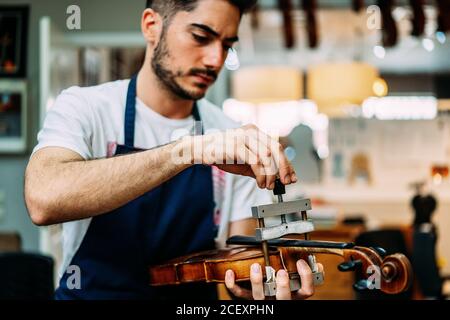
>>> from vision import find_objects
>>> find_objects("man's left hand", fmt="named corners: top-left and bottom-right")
top-left (224, 259), bottom-right (324, 300)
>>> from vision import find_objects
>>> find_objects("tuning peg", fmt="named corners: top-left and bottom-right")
top-left (338, 259), bottom-right (362, 272)
top-left (371, 247), bottom-right (387, 258)
top-left (353, 279), bottom-right (371, 292)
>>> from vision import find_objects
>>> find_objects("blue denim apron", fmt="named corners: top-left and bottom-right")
top-left (55, 76), bottom-right (218, 299)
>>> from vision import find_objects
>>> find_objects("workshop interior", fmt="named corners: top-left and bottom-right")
top-left (0, 0), bottom-right (450, 301)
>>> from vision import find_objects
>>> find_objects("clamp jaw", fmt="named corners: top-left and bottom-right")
top-left (229, 178), bottom-right (324, 297)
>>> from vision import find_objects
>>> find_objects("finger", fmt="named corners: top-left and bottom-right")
top-left (249, 264), bottom-right (265, 300)
top-left (245, 134), bottom-right (275, 189)
top-left (250, 163), bottom-right (267, 189)
top-left (294, 259), bottom-right (314, 299)
top-left (200, 133), bottom-right (217, 165)
top-left (233, 140), bottom-right (266, 188)
top-left (225, 269), bottom-right (253, 300)
top-left (276, 151), bottom-right (296, 185)
top-left (262, 133), bottom-right (296, 185)
top-left (245, 127), bottom-right (271, 164)
top-left (275, 269), bottom-right (292, 300)
top-left (246, 129), bottom-right (277, 173)
top-left (318, 263), bottom-right (324, 273)
top-left (318, 263), bottom-right (325, 279)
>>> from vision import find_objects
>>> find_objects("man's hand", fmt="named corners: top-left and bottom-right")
top-left (224, 260), bottom-right (324, 300)
top-left (181, 124), bottom-right (297, 190)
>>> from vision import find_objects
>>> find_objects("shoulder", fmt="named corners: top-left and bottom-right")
top-left (46, 80), bottom-right (130, 133)
top-left (58, 79), bottom-right (129, 109)
top-left (197, 99), bottom-right (241, 131)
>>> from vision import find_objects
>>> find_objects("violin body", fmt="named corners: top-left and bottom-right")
top-left (149, 240), bottom-right (412, 295)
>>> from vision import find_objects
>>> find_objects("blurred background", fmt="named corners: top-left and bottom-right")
top-left (0, 0), bottom-right (449, 299)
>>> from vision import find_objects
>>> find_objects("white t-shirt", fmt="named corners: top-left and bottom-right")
top-left (33, 79), bottom-right (272, 276)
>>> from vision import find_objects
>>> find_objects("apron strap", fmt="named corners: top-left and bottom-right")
top-left (124, 75), bottom-right (138, 147)
top-left (192, 101), bottom-right (203, 135)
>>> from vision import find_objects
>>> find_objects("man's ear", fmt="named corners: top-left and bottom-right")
top-left (141, 8), bottom-right (163, 45)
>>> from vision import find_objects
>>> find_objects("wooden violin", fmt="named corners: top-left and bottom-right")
top-left (149, 235), bottom-right (412, 295)
top-left (150, 179), bottom-right (412, 297)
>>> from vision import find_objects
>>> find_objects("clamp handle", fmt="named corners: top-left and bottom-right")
top-left (273, 178), bottom-right (286, 196)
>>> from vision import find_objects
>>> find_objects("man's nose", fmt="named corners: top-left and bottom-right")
top-left (203, 43), bottom-right (226, 70)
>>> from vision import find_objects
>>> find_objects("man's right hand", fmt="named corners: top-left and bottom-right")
top-left (178, 124), bottom-right (297, 190)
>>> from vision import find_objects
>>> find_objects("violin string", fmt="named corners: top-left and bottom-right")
top-left (279, 249), bottom-right (288, 271)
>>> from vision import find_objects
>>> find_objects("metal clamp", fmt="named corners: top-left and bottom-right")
top-left (251, 199), bottom-right (312, 219)
top-left (255, 219), bottom-right (315, 241)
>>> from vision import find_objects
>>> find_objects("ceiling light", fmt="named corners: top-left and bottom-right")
top-left (373, 78), bottom-right (388, 97)
top-left (422, 38), bottom-right (435, 52)
top-left (436, 31), bottom-right (446, 44)
top-left (373, 46), bottom-right (386, 59)
top-left (362, 96), bottom-right (438, 120)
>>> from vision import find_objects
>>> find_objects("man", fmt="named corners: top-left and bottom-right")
top-left (25, 0), bottom-right (322, 300)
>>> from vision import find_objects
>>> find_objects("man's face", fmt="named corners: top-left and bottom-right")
top-left (151, 0), bottom-right (241, 100)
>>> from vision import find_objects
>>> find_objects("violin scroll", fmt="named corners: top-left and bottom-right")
top-left (380, 253), bottom-right (413, 294)
top-left (340, 246), bottom-right (412, 294)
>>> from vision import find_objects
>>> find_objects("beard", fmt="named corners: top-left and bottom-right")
top-left (151, 32), bottom-right (218, 101)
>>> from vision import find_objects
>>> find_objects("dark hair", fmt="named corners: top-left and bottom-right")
top-left (146, 0), bottom-right (257, 20)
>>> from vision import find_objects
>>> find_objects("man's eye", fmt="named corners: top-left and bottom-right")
top-left (192, 34), bottom-right (209, 44)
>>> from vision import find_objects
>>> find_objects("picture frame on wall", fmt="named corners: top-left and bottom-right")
top-left (0, 6), bottom-right (29, 78)
top-left (0, 80), bottom-right (27, 153)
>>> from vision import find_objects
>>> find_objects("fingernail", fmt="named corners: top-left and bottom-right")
top-left (226, 270), bottom-right (233, 280)
top-left (285, 175), bottom-right (291, 184)
top-left (298, 259), bottom-right (309, 270)
top-left (277, 269), bottom-right (288, 277)
top-left (291, 173), bottom-right (298, 182)
top-left (252, 264), bottom-right (260, 273)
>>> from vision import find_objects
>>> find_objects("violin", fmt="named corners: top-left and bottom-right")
top-left (149, 235), bottom-right (412, 295)
top-left (149, 179), bottom-right (412, 296)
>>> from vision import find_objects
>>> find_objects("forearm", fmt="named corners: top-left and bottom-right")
top-left (25, 139), bottom-right (192, 225)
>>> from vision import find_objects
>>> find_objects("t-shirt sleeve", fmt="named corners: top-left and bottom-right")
top-left (32, 87), bottom-right (93, 159)
top-left (229, 175), bottom-right (273, 222)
